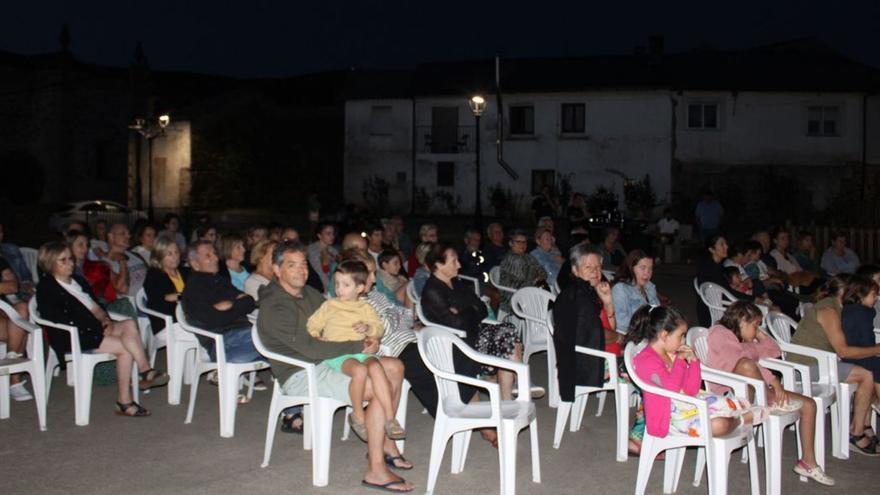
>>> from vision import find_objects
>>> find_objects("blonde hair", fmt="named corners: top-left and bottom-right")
top-left (38, 241), bottom-right (69, 275)
top-left (250, 239), bottom-right (278, 267)
top-left (418, 223), bottom-right (437, 239)
top-left (150, 235), bottom-right (180, 269)
top-left (415, 242), bottom-right (433, 265)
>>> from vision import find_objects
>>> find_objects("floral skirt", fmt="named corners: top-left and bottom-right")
top-left (670, 390), bottom-right (749, 437)
top-left (476, 321), bottom-right (521, 375)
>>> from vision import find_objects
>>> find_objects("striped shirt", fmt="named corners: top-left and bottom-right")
top-left (366, 289), bottom-right (417, 358)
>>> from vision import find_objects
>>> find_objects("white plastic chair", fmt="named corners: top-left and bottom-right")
top-left (19, 247), bottom-right (39, 283)
top-left (698, 282), bottom-right (739, 324)
top-left (624, 341), bottom-right (760, 495)
top-left (415, 302), bottom-right (467, 338)
top-left (489, 267), bottom-right (516, 296)
top-left (510, 287), bottom-right (553, 374)
top-left (0, 300), bottom-right (47, 430)
top-left (417, 326), bottom-right (540, 495)
top-left (764, 311), bottom-right (847, 462)
top-left (176, 305), bottom-right (269, 438)
top-left (688, 326), bottom-right (800, 495)
top-left (542, 303), bottom-right (629, 461)
top-left (135, 289), bottom-right (199, 405)
top-left (456, 274), bottom-right (482, 297)
top-left (30, 297), bottom-right (138, 426)
top-left (602, 269), bottom-right (616, 282)
top-left (251, 324), bottom-right (349, 486)
top-left (406, 280), bottom-right (420, 305)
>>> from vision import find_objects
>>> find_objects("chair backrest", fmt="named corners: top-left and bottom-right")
top-left (456, 274), bottom-right (481, 297)
top-left (698, 282), bottom-right (737, 323)
top-left (415, 302), bottom-right (466, 338)
top-left (510, 287), bottom-right (555, 346)
top-left (692, 277), bottom-right (700, 296)
top-left (602, 269), bottom-right (616, 282)
top-left (623, 341), bottom-right (652, 393)
top-left (686, 326), bottom-right (712, 363)
top-left (416, 326), bottom-right (472, 409)
top-left (764, 311), bottom-right (795, 344)
top-left (406, 281), bottom-right (420, 304)
top-left (20, 247), bottom-right (39, 283)
top-left (488, 266), bottom-right (515, 293)
top-left (0, 299), bottom-right (44, 359)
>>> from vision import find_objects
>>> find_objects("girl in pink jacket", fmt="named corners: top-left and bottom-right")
top-left (624, 305), bottom-right (755, 439)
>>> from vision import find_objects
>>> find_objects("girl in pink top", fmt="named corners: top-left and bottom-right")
top-left (625, 305), bottom-right (749, 439)
top-left (705, 301), bottom-right (835, 487)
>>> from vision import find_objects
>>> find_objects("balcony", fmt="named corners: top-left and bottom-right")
top-left (416, 125), bottom-right (475, 154)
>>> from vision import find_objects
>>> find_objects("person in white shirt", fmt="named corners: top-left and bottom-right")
top-left (244, 239), bottom-right (277, 301)
top-left (657, 208), bottom-right (680, 243)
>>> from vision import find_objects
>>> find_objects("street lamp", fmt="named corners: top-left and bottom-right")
top-left (129, 114), bottom-right (171, 221)
top-left (468, 95), bottom-right (486, 230)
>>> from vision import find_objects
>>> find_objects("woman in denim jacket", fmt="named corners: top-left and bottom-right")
top-left (612, 250), bottom-right (660, 336)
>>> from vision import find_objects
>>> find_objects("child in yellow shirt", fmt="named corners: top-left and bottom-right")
top-left (306, 260), bottom-right (404, 441)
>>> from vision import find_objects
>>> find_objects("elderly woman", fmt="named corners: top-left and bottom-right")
top-left (706, 301), bottom-right (835, 485)
top-left (530, 227), bottom-right (565, 287)
top-left (421, 243), bottom-right (521, 400)
top-left (36, 241), bottom-right (168, 417)
top-left (553, 244), bottom-right (616, 406)
top-left (612, 249), bottom-right (660, 338)
top-left (307, 222), bottom-right (338, 292)
top-left (498, 229), bottom-right (547, 316)
top-left (143, 235), bottom-right (189, 334)
top-left (244, 239), bottom-right (277, 301)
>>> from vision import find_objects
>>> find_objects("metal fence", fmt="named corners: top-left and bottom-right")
top-left (415, 125), bottom-right (476, 154)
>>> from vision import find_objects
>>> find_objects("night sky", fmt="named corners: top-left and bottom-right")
top-left (2, 0), bottom-right (878, 78)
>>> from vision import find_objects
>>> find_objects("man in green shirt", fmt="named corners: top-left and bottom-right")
top-left (256, 241), bottom-right (413, 492)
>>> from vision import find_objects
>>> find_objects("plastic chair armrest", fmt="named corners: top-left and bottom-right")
top-left (759, 358), bottom-right (812, 395)
top-left (575, 346), bottom-right (619, 381)
top-left (700, 368), bottom-right (750, 398)
top-left (182, 325), bottom-right (223, 342)
top-left (778, 342), bottom-right (837, 384)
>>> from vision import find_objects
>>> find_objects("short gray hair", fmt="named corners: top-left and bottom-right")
top-left (187, 240), bottom-right (215, 262)
top-left (272, 240), bottom-right (307, 266)
top-left (569, 243), bottom-right (603, 268)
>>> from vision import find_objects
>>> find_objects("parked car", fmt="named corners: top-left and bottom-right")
top-left (48, 200), bottom-right (146, 233)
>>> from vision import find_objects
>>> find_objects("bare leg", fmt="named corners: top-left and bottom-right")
top-left (366, 358), bottom-right (395, 418)
top-left (710, 417), bottom-right (737, 436)
top-left (0, 315), bottom-right (27, 384)
top-left (789, 391), bottom-right (819, 468)
top-left (362, 383), bottom-right (414, 491)
top-left (106, 320), bottom-right (150, 372)
top-left (732, 357), bottom-right (764, 402)
top-left (341, 359), bottom-right (368, 423)
top-left (97, 335), bottom-right (135, 404)
top-left (847, 367), bottom-right (873, 436)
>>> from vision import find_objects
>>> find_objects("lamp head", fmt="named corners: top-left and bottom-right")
top-left (469, 95), bottom-right (486, 116)
top-left (158, 114), bottom-right (171, 128)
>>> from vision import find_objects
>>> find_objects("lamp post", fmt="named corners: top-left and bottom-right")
top-left (468, 95), bottom-right (486, 230)
top-left (129, 114), bottom-right (170, 221)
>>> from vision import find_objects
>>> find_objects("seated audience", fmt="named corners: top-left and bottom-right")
top-left (530, 227), bottom-right (564, 287)
top-left (181, 241), bottom-right (259, 364)
top-left (409, 242), bottom-right (433, 298)
top-left (855, 264), bottom-right (880, 329)
top-left (91, 219), bottom-right (110, 253)
top-left (219, 233), bottom-right (249, 292)
top-left (0, 253), bottom-right (32, 400)
top-left (706, 301), bottom-right (835, 485)
top-left (0, 223), bottom-right (35, 294)
top-left (482, 222), bottom-right (508, 272)
top-left (104, 223), bottom-right (148, 299)
top-left (244, 224), bottom-right (269, 272)
top-left (256, 241), bottom-right (413, 491)
top-left (840, 276), bottom-right (880, 431)
top-left (195, 224), bottom-right (218, 245)
top-left (598, 227), bottom-right (626, 271)
top-left (406, 224), bottom-right (438, 278)
top-left (794, 231), bottom-right (822, 274)
top-left (143, 235), bottom-right (189, 334)
top-left (376, 250), bottom-right (407, 305)
top-left (769, 229), bottom-right (819, 291)
top-left (612, 249), bottom-right (660, 336)
top-left (365, 224), bottom-right (385, 265)
top-left (244, 239), bottom-right (277, 301)
top-left (36, 241), bottom-right (167, 417)
top-left (498, 229), bottom-right (547, 315)
top-left (159, 213), bottom-right (187, 253)
top-left (458, 227), bottom-right (485, 281)
top-left (821, 232), bottom-right (860, 275)
top-left (131, 222), bottom-right (157, 264)
top-left (307, 222), bottom-right (338, 292)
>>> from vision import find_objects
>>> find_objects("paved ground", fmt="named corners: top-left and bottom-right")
top-left (2, 264), bottom-right (878, 494)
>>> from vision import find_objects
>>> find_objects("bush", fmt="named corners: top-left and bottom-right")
top-left (362, 175), bottom-right (390, 217)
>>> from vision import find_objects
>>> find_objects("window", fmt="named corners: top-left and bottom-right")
top-left (687, 103), bottom-right (720, 130)
top-left (437, 162), bottom-right (455, 187)
top-left (531, 169), bottom-right (555, 195)
top-left (369, 105), bottom-right (393, 135)
top-left (509, 105), bottom-right (535, 135)
top-left (431, 107), bottom-right (459, 153)
top-left (561, 103), bottom-right (585, 133)
top-left (807, 106), bottom-right (839, 136)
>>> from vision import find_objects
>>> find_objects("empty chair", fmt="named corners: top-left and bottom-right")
top-left (418, 326), bottom-right (540, 495)
top-left (176, 305), bottom-right (269, 437)
top-left (0, 300), bottom-right (47, 430)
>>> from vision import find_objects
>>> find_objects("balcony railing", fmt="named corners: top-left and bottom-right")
top-left (416, 125), bottom-right (475, 154)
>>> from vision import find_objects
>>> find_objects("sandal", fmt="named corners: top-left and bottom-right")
top-left (115, 401), bottom-right (151, 417)
top-left (849, 432), bottom-right (880, 457)
top-left (384, 418), bottom-right (406, 440)
top-left (384, 454), bottom-right (413, 470)
top-left (792, 460), bottom-right (835, 486)
top-left (138, 368), bottom-right (169, 390)
top-left (348, 412), bottom-right (368, 442)
top-left (281, 413), bottom-right (304, 434)
top-left (360, 478), bottom-right (414, 493)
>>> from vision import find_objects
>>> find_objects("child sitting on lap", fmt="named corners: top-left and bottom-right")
top-left (624, 305), bottom-right (764, 439)
top-left (306, 260), bottom-right (405, 441)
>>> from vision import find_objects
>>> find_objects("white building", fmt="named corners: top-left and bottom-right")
top-left (343, 39), bottom-right (880, 218)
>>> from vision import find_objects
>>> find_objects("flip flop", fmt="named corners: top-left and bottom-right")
top-left (360, 479), bottom-right (414, 493)
top-left (384, 455), bottom-right (413, 470)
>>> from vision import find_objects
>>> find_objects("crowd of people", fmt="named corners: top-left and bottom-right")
top-left (2, 208), bottom-right (879, 493)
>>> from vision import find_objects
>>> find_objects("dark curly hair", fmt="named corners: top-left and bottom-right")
top-left (717, 301), bottom-right (763, 342)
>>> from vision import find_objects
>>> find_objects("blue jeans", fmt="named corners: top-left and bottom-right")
top-left (207, 326), bottom-right (261, 363)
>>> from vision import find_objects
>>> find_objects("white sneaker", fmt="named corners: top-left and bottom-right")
top-left (6, 351), bottom-right (24, 359)
top-left (10, 381), bottom-right (33, 402)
